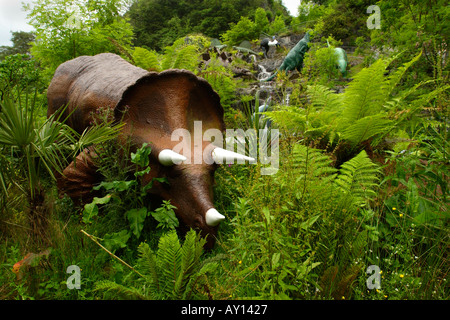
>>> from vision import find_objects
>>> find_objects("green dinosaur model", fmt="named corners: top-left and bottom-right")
top-left (327, 40), bottom-right (348, 78)
top-left (262, 32), bottom-right (310, 82)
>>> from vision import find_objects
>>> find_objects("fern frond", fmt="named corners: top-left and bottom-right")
top-left (342, 59), bottom-right (388, 123)
top-left (157, 230), bottom-right (182, 298)
top-left (162, 44), bottom-right (199, 72)
top-left (265, 106), bottom-right (307, 133)
top-left (292, 144), bottom-right (338, 181)
top-left (94, 280), bottom-right (148, 300)
top-left (173, 230), bottom-right (206, 299)
top-left (341, 113), bottom-right (393, 146)
top-left (265, 107), bottom-right (307, 133)
top-left (132, 47), bottom-right (161, 72)
top-left (137, 242), bottom-right (159, 292)
top-left (307, 84), bottom-right (343, 112)
top-left (334, 150), bottom-right (381, 206)
top-left (383, 52), bottom-right (422, 96)
top-left (174, 45), bottom-right (199, 71)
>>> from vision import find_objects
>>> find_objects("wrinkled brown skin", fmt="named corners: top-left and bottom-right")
top-left (47, 53), bottom-right (225, 248)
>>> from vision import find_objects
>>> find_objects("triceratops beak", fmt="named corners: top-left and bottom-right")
top-left (158, 149), bottom-right (187, 166)
top-left (211, 147), bottom-right (255, 164)
top-left (205, 208), bottom-right (225, 227)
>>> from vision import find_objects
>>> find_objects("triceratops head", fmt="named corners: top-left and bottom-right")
top-left (115, 69), bottom-right (254, 246)
top-left (47, 53), bottom-right (252, 247)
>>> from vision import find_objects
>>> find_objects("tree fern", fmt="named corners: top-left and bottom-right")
top-left (341, 59), bottom-right (388, 123)
top-left (341, 113), bottom-right (393, 146)
top-left (334, 150), bottom-right (381, 206)
top-left (382, 52), bottom-right (422, 97)
top-left (307, 84), bottom-right (343, 112)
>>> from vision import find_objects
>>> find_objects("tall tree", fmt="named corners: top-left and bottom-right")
top-left (0, 31), bottom-right (35, 60)
top-left (24, 0), bottom-right (134, 72)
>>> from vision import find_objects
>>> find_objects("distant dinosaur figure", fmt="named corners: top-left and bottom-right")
top-left (260, 36), bottom-right (280, 58)
top-left (327, 39), bottom-right (348, 78)
top-left (262, 32), bottom-right (310, 82)
top-left (233, 40), bottom-right (258, 55)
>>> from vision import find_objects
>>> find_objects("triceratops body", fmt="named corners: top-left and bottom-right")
top-left (48, 53), bottom-right (248, 247)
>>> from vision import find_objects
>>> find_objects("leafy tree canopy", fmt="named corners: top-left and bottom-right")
top-left (0, 31), bottom-right (35, 61)
top-left (24, 0), bottom-right (134, 72)
top-left (126, 0), bottom-right (290, 51)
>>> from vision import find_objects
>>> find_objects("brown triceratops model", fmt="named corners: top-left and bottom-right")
top-left (47, 53), bottom-right (253, 247)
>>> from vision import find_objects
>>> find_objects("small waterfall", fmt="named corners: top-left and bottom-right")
top-left (257, 64), bottom-right (271, 81)
top-left (285, 93), bottom-right (291, 106)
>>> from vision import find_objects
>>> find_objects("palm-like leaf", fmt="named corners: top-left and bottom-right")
top-left (0, 97), bottom-right (121, 199)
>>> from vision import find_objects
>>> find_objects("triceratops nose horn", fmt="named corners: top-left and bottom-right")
top-left (158, 149), bottom-right (187, 166)
top-left (205, 208), bottom-right (225, 227)
top-left (211, 147), bottom-right (255, 164)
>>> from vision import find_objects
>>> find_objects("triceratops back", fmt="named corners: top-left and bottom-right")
top-left (47, 53), bottom-right (149, 133)
top-left (47, 53), bottom-right (225, 138)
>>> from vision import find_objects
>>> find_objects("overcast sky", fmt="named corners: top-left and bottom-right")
top-left (0, 0), bottom-right (300, 47)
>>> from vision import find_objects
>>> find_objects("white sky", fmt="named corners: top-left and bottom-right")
top-left (0, 0), bottom-right (34, 46)
top-left (0, 0), bottom-right (300, 47)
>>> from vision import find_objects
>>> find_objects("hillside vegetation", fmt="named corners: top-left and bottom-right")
top-left (0, 0), bottom-right (448, 301)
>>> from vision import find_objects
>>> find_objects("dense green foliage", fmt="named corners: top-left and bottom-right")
top-left (127, 0), bottom-right (290, 50)
top-left (0, 0), bottom-right (448, 302)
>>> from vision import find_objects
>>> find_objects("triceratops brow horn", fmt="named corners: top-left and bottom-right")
top-left (211, 147), bottom-right (256, 164)
top-left (205, 208), bottom-right (225, 227)
top-left (158, 149), bottom-right (187, 166)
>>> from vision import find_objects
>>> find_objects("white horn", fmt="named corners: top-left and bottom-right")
top-left (205, 208), bottom-right (225, 227)
top-left (158, 149), bottom-right (187, 166)
top-left (211, 147), bottom-right (255, 164)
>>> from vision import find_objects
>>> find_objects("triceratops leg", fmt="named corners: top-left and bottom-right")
top-left (57, 146), bottom-right (101, 205)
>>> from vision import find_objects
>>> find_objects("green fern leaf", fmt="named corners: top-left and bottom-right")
top-left (161, 41), bottom-right (199, 72)
top-left (383, 52), bottom-right (422, 96)
top-left (307, 84), bottom-right (343, 112)
top-left (173, 230), bottom-right (206, 298)
top-left (341, 113), bottom-right (393, 146)
top-left (137, 242), bottom-right (159, 292)
top-left (94, 280), bottom-right (147, 300)
top-left (157, 230), bottom-right (182, 298)
top-left (132, 47), bottom-right (161, 72)
top-left (342, 59), bottom-right (388, 123)
top-left (334, 150), bottom-right (381, 206)
top-left (292, 144), bottom-right (337, 181)
top-left (265, 107), bottom-right (307, 133)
